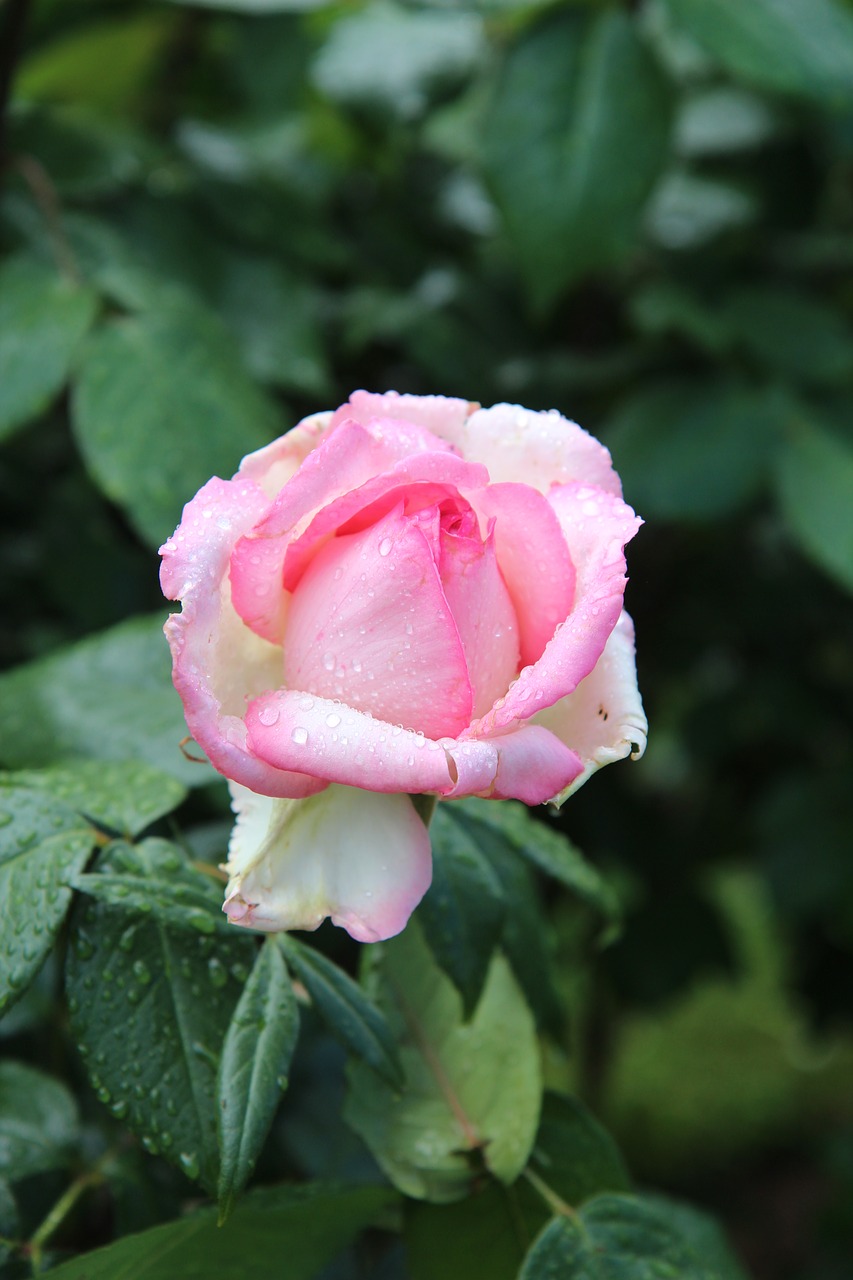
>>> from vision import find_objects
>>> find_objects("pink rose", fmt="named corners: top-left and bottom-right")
top-left (160, 392), bottom-right (646, 942)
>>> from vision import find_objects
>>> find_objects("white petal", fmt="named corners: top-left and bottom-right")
top-left (534, 611), bottom-right (648, 805)
top-left (222, 782), bottom-right (432, 943)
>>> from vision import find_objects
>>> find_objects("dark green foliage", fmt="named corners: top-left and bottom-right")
top-left (1, 0), bottom-right (852, 1274)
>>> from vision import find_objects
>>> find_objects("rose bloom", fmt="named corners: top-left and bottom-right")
top-left (160, 392), bottom-right (646, 942)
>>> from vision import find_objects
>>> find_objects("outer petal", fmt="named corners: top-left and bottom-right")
top-left (470, 483), bottom-right (642, 737)
top-left (238, 410), bottom-right (333, 498)
top-left (283, 505), bottom-right (474, 738)
top-left (245, 689), bottom-right (581, 803)
top-left (535, 611), bottom-right (647, 804)
top-left (331, 390), bottom-right (474, 441)
top-left (223, 782), bottom-right (431, 942)
top-left (160, 477), bottom-right (323, 798)
top-left (437, 403), bottom-right (622, 496)
top-left (467, 482), bottom-right (575, 669)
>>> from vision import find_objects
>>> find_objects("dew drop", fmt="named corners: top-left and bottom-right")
top-left (378, 537), bottom-right (392, 557)
top-left (291, 726), bottom-right (309, 746)
top-left (325, 713), bottom-right (341, 728)
top-left (258, 705), bottom-right (279, 727)
top-left (323, 652), bottom-right (335, 672)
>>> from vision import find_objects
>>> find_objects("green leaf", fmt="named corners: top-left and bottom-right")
top-left (73, 841), bottom-right (231, 937)
top-left (404, 1093), bottom-right (630, 1280)
top-left (663, 0), bottom-right (853, 107)
top-left (71, 300), bottom-right (281, 547)
top-left (454, 799), bottom-right (618, 924)
top-left (605, 378), bottom-right (778, 521)
top-left (312, 2), bottom-right (484, 123)
top-left (720, 288), bottom-right (853, 386)
top-left (530, 1093), bottom-right (631, 1207)
top-left (16, 14), bottom-right (178, 115)
top-left (482, 9), bottom-right (672, 310)
top-left (776, 410), bottom-right (853, 593)
top-left (277, 935), bottom-right (403, 1088)
top-left (418, 804), bottom-right (506, 1015)
top-left (0, 1061), bottom-right (79, 1181)
top-left (638, 1194), bottom-right (750, 1280)
top-left (39, 1182), bottom-right (396, 1280)
top-left (2, 761), bottom-right (186, 837)
top-left (217, 939), bottom-right (300, 1220)
top-left (0, 613), bottom-right (216, 787)
top-left (344, 921), bottom-right (541, 1203)
top-left (674, 86), bottom-right (779, 158)
top-left (66, 839), bottom-right (255, 1192)
top-left (215, 255), bottom-right (331, 398)
top-left (518, 1193), bottom-right (716, 1279)
top-left (0, 254), bottom-right (97, 442)
top-left (0, 784), bottom-right (94, 1017)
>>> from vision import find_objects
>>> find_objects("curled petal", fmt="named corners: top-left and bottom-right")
top-left (238, 411), bottom-right (334, 498)
top-left (535, 611), bottom-right (648, 804)
top-left (332, 390), bottom-right (474, 442)
top-left (245, 689), bottom-right (581, 803)
top-left (160, 478), bottom-right (322, 798)
top-left (223, 782), bottom-right (431, 942)
top-left (430, 403), bottom-right (622, 496)
top-left (471, 483), bottom-right (642, 737)
top-left (468, 482), bottom-right (575, 669)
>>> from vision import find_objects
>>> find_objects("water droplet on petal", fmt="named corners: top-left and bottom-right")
top-left (291, 726), bottom-right (309, 746)
top-left (378, 537), bottom-right (393, 557)
top-left (258, 706), bottom-right (279, 727)
top-left (325, 713), bottom-right (341, 728)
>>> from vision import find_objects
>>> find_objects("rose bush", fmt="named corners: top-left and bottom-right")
top-left (160, 391), bottom-right (646, 942)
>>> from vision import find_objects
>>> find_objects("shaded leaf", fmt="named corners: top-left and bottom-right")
top-left (71, 301), bottom-right (281, 547)
top-left (73, 843), bottom-right (230, 938)
top-left (663, 0), bottom-right (853, 106)
top-left (3, 761), bottom-right (186, 837)
top-left (0, 613), bottom-right (216, 788)
top-left (530, 1093), bottom-right (631, 1207)
top-left (605, 378), bottom-right (778, 521)
top-left (40, 1182), bottom-right (396, 1280)
top-left (0, 255), bottom-right (97, 441)
top-left (418, 804), bottom-right (506, 1015)
top-left (278, 935), bottom-right (402, 1088)
top-left (482, 9), bottom-right (671, 310)
top-left (66, 839), bottom-right (255, 1192)
top-left (0, 783), bottom-right (94, 1017)
top-left (0, 1061), bottom-right (79, 1181)
top-left (345, 921), bottom-right (540, 1203)
top-left (7, 104), bottom-right (147, 198)
top-left (217, 940), bottom-right (299, 1219)
top-left (644, 170), bottom-right (757, 250)
top-left (776, 410), bottom-right (853, 592)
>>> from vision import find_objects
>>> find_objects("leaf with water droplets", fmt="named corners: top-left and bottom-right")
top-left (0, 1061), bottom-right (79, 1182)
top-left (344, 920), bottom-right (541, 1203)
top-left (217, 938), bottom-right (299, 1222)
top-left (0, 782), bottom-right (95, 1018)
top-left (73, 836), bottom-right (231, 935)
top-left (518, 1193), bottom-right (726, 1280)
top-left (1, 761), bottom-right (187, 837)
top-left (66, 838), bottom-right (255, 1192)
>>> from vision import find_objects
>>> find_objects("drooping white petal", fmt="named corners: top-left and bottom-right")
top-left (534, 611), bottom-right (648, 805)
top-left (222, 781), bottom-right (432, 943)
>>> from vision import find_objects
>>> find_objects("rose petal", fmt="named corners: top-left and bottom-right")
top-left (160, 478), bottom-right (324, 798)
top-left (223, 781), bottom-right (431, 942)
top-left (245, 689), bottom-right (581, 803)
top-left (535, 610), bottom-right (647, 804)
top-left (468, 482), bottom-right (575, 669)
top-left (238, 410), bottom-right (334, 498)
top-left (434, 402), bottom-right (622, 496)
top-left (283, 505), bottom-right (473, 738)
top-left (332, 390), bottom-right (474, 442)
top-left (470, 483), bottom-right (642, 736)
top-left (437, 516), bottom-right (520, 718)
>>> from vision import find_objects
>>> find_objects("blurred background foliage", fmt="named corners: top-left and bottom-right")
top-left (1, 0), bottom-right (853, 1276)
